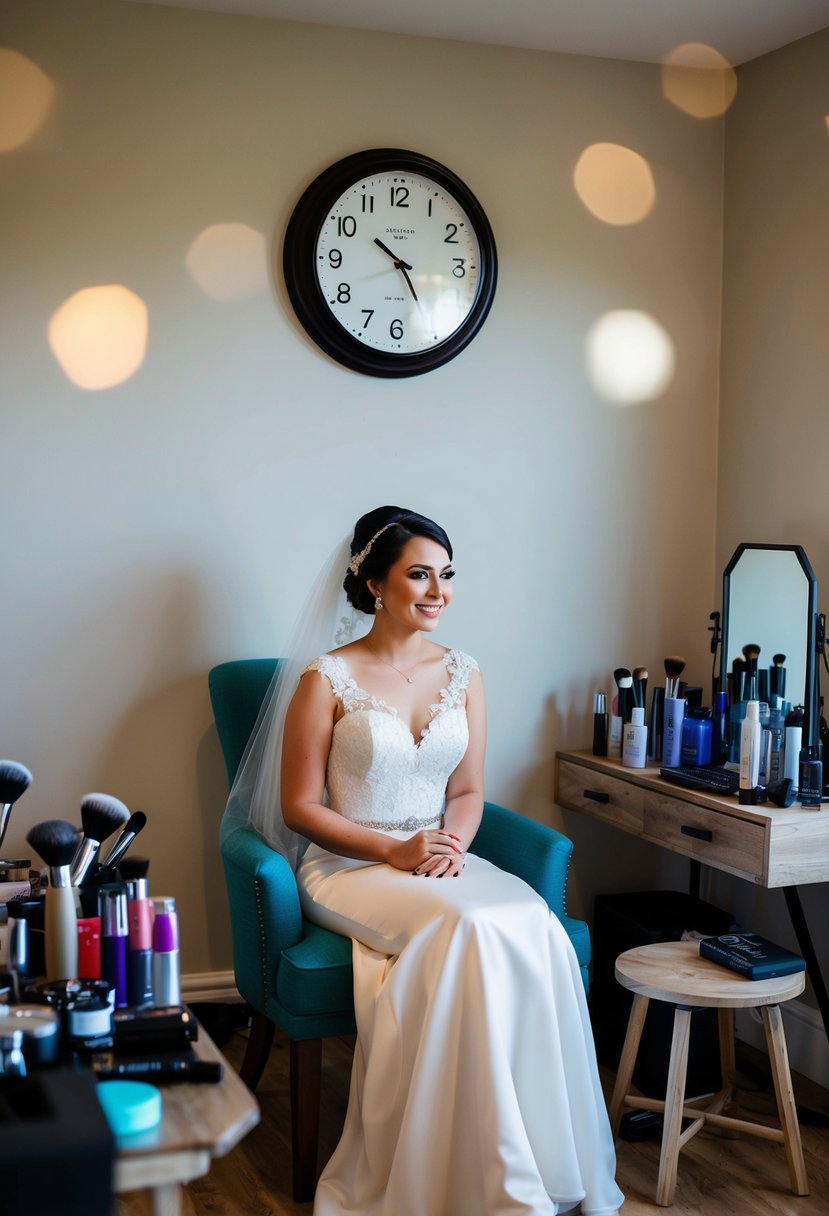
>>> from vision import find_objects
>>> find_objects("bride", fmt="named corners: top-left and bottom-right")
top-left (227, 505), bottom-right (623, 1216)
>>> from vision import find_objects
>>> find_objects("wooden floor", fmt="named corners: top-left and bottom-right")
top-left (118, 1022), bottom-right (829, 1216)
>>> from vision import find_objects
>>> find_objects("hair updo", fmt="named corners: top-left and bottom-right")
top-left (343, 506), bottom-right (453, 615)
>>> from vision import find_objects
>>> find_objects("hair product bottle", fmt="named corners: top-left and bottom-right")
top-left (592, 692), bottom-right (608, 757)
top-left (783, 705), bottom-right (804, 797)
top-left (739, 700), bottom-right (761, 804)
top-left (662, 696), bottom-right (686, 767)
top-left (622, 707), bottom-right (648, 769)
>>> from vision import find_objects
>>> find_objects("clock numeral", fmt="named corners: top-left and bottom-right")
top-left (452, 258), bottom-right (466, 278)
top-left (390, 319), bottom-right (404, 340)
top-left (336, 216), bottom-right (357, 237)
top-left (361, 194), bottom-right (375, 213)
top-left (390, 186), bottom-right (410, 207)
top-left (360, 309), bottom-right (374, 329)
top-left (427, 197), bottom-right (433, 217)
top-left (328, 249), bottom-right (342, 269)
top-left (444, 223), bottom-right (459, 244)
top-left (337, 283), bottom-right (351, 303)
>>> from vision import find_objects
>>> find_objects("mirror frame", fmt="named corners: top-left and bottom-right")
top-left (721, 542), bottom-right (818, 742)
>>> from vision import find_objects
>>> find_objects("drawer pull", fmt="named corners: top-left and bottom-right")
top-left (681, 825), bottom-right (713, 842)
top-left (584, 789), bottom-right (610, 804)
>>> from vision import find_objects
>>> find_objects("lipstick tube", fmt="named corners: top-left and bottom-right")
top-left (100, 890), bottom-right (128, 1008)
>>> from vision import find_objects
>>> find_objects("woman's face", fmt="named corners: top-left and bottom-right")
top-left (372, 535), bottom-right (454, 632)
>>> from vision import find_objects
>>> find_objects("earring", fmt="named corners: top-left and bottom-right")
top-left (375, 595), bottom-right (383, 611)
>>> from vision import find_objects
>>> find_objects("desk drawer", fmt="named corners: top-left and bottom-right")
top-left (557, 760), bottom-right (645, 833)
top-left (643, 792), bottom-right (767, 882)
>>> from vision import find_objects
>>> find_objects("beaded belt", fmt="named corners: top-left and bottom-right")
top-left (350, 813), bottom-right (442, 832)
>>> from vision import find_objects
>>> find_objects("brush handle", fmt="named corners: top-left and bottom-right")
top-left (45, 885), bottom-right (79, 980)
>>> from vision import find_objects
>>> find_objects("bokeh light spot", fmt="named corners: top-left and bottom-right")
top-left (574, 143), bottom-right (656, 225)
top-left (661, 43), bottom-right (737, 118)
top-left (0, 48), bottom-right (56, 152)
top-left (585, 310), bottom-right (676, 406)
top-left (186, 223), bottom-right (268, 301)
top-left (49, 285), bottom-right (148, 390)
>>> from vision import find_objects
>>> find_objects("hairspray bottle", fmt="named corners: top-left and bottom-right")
top-left (127, 877), bottom-right (155, 1007)
top-left (100, 890), bottom-right (128, 1008)
top-left (152, 897), bottom-right (180, 1007)
top-left (739, 700), bottom-right (761, 804)
top-left (592, 692), bottom-right (608, 757)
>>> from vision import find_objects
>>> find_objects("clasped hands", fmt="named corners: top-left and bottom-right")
top-left (390, 829), bottom-right (466, 878)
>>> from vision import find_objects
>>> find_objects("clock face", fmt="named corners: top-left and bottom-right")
top-left (283, 150), bottom-right (497, 377)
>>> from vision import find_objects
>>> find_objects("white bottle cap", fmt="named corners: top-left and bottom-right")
top-left (631, 707), bottom-right (645, 726)
top-left (746, 700), bottom-right (760, 721)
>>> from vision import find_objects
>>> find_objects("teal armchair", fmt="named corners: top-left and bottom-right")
top-left (209, 658), bottom-right (590, 1202)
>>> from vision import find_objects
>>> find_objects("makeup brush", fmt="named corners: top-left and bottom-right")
top-left (100, 811), bottom-right (147, 870)
top-left (26, 818), bottom-right (79, 980)
top-left (613, 667), bottom-right (633, 723)
top-left (0, 760), bottom-right (33, 852)
top-left (663, 656), bottom-right (686, 699)
top-left (763, 651), bottom-right (782, 700)
top-left (71, 793), bottom-right (130, 887)
top-left (632, 667), bottom-right (648, 712)
top-left (742, 643), bottom-right (761, 701)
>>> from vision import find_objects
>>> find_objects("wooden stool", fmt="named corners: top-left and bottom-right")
top-left (608, 939), bottom-right (809, 1207)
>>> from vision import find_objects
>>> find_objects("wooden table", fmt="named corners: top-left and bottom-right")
top-left (113, 1024), bottom-right (260, 1216)
top-left (555, 749), bottom-right (829, 1044)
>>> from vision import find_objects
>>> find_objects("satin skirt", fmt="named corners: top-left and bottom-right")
top-left (297, 846), bottom-right (623, 1216)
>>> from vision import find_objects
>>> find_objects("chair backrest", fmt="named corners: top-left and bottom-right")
top-left (209, 658), bottom-right (279, 785)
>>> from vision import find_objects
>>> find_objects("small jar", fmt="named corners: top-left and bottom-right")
top-left (681, 707), bottom-right (713, 767)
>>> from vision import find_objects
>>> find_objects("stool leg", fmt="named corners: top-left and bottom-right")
top-left (717, 1006), bottom-right (736, 1092)
top-left (762, 1004), bottom-right (809, 1196)
top-left (656, 1006), bottom-right (692, 1208)
top-left (609, 993), bottom-right (649, 1137)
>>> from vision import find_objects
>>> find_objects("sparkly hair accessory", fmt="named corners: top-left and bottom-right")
top-left (347, 521), bottom-right (399, 576)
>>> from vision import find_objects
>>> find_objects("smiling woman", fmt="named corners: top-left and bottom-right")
top-left (223, 504), bottom-right (624, 1216)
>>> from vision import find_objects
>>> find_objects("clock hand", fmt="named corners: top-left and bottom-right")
top-left (373, 237), bottom-right (418, 300)
top-left (398, 263), bottom-right (419, 302)
top-left (373, 237), bottom-right (413, 270)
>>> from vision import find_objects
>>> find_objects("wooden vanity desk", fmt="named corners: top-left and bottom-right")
top-left (555, 749), bottom-right (829, 1045)
top-left (555, 750), bottom-right (829, 888)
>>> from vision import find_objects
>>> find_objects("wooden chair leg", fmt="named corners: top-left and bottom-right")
top-left (609, 992), bottom-right (649, 1136)
top-left (290, 1037), bottom-right (323, 1204)
top-left (656, 1006), bottom-right (692, 1208)
top-left (762, 1005), bottom-right (809, 1196)
top-left (239, 1010), bottom-right (275, 1092)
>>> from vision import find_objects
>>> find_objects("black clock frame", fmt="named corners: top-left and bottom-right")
top-left (282, 148), bottom-right (498, 378)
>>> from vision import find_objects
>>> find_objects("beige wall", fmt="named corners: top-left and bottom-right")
top-left (2, 0), bottom-right (725, 975)
top-left (709, 29), bottom-right (829, 1024)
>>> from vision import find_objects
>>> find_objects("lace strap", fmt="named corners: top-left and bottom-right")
top-left (303, 654), bottom-right (378, 713)
top-left (431, 649), bottom-right (479, 715)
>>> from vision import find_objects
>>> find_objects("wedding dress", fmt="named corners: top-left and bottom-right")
top-left (297, 649), bottom-right (623, 1216)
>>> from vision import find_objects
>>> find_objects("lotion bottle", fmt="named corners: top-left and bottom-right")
top-left (739, 699), bottom-right (761, 804)
top-left (622, 707), bottom-right (648, 768)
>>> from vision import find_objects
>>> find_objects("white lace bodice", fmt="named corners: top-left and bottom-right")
top-left (304, 649), bottom-right (478, 833)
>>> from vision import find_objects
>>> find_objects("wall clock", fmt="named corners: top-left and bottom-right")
top-left (283, 148), bottom-right (497, 377)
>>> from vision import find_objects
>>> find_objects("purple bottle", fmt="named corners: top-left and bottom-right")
top-left (100, 890), bottom-right (128, 1008)
top-left (152, 897), bottom-right (180, 1006)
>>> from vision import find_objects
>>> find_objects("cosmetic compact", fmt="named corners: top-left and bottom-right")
top-left (0, 1004), bottom-right (60, 1069)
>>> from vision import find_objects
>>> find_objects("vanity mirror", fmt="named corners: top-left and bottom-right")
top-left (720, 543), bottom-right (818, 737)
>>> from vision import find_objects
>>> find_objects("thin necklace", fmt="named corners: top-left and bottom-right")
top-left (367, 644), bottom-right (421, 684)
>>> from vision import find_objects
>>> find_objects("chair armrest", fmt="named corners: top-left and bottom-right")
top-left (220, 824), bottom-right (303, 1012)
top-left (473, 801), bottom-right (573, 923)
